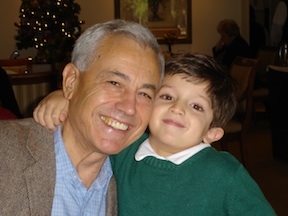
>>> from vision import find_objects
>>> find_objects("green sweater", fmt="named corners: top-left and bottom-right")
top-left (111, 133), bottom-right (276, 216)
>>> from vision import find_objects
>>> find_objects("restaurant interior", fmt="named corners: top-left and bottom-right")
top-left (0, 0), bottom-right (288, 215)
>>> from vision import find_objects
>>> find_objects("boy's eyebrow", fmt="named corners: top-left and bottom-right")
top-left (109, 71), bottom-right (157, 91)
top-left (160, 84), bottom-right (212, 106)
top-left (198, 95), bottom-right (212, 106)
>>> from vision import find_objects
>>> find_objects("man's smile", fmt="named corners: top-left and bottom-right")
top-left (100, 115), bottom-right (129, 131)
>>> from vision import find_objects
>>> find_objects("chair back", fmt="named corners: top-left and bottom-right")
top-left (220, 57), bottom-right (260, 165)
top-left (1, 57), bottom-right (59, 117)
top-left (257, 47), bottom-right (277, 74)
top-left (8, 71), bottom-right (59, 117)
top-left (256, 47), bottom-right (278, 86)
top-left (0, 57), bottom-right (33, 74)
top-left (229, 57), bottom-right (260, 116)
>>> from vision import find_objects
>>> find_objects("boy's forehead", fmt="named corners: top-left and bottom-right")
top-left (163, 73), bottom-right (201, 83)
top-left (162, 74), bottom-right (211, 92)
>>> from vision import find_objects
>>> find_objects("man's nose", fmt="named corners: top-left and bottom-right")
top-left (116, 91), bottom-right (136, 116)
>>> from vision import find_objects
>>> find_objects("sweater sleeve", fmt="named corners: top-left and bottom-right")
top-left (228, 166), bottom-right (277, 216)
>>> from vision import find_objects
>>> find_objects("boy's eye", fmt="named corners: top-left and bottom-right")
top-left (160, 94), bottom-right (173, 100)
top-left (191, 103), bottom-right (203, 111)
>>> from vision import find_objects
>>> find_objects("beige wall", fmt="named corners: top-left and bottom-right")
top-left (0, 0), bottom-right (249, 59)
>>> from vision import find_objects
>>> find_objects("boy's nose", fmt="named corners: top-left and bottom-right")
top-left (169, 102), bottom-right (185, 115)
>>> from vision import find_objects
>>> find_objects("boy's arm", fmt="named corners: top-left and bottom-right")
top-left (33, 90), bottom-right (69, 131)
top-left (230, 166), bottom-right (277, 215)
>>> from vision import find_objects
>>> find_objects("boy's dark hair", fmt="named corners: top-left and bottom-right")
top-left (165, 53), bottom-right (238, 128)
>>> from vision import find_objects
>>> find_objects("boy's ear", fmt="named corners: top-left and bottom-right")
top-left (62, 63), bottom-right (79, 100)
top-left (203, 127), bottom-right (224, 144)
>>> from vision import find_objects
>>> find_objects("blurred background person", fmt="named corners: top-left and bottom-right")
top-left (0, 66), bottom-right (22, 118)
top-left (212, 19), bottom-right (252, 69)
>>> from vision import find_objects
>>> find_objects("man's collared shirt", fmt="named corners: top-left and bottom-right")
top-left (135, 138), bottom-right (211, 165)
top-left (51, 126), bottom-right (112, 216)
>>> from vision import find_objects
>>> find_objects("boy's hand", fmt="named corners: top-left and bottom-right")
top-left (33, 90), bottom-right (69, 131)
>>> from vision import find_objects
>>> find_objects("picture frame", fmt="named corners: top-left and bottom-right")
top-left (114, 0), bottom-right (192, 44)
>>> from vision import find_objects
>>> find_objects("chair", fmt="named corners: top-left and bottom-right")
top-left (219, 57), bottom-right (260, 166)
top-left (1, 57), bottom-right (59, 117)
top-left (8, 71), bottom-right (59, 117)
top-left (0, 57), bottom-right (33, 74)
top-left (252, 47), bottom-right (278, 122)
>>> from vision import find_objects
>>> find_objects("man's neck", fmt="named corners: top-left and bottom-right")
top-left (76, 152), bottom-right (107, 188)
top-left (62, 124), bottom-right (108, 188)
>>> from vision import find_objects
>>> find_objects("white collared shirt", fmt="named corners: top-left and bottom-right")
top-left (135, 138), bottom-right (211, 165)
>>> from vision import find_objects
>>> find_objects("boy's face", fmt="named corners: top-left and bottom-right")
top-left (148, 74), bottom-right (223, 157)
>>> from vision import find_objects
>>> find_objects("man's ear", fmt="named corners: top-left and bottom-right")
top-left (203, 127), bottom-right (224, 144)
top-left (62, 63), bottom-right (79, 100)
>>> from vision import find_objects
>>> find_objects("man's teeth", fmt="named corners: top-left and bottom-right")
top-left (101, 116), bottom-right (128, 131)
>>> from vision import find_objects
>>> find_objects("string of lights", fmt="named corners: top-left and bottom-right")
top-left (15, 0), bottom-right (84, 63)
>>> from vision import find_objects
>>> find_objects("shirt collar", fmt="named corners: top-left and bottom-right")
top-left (135, 138), bottom-right (211, 165)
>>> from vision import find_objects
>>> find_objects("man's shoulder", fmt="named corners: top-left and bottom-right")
top-left (0, 118), bottom-right (56, 216)
top-left (0, 117), bottom-right (55, 175)
top-left (0, 118), bottom-right (52, 135)
top-left (0, 118), bottom-right (54, 158)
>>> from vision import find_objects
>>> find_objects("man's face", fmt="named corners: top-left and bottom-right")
top-left (63, 35), bottom-right (161, 156)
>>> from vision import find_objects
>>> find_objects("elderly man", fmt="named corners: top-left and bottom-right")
top-left (0, 19), bottom-right (164, 215)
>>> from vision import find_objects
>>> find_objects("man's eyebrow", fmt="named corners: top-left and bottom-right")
top-left (108, 71), bottom-right (130, 82)
top-left (109, 71), bottom-right (157, 91)
top-left (142, 83), bottom-right (157, 92)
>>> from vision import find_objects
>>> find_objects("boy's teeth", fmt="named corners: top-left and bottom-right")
top-left (101, 116), bottom-right (128, 131)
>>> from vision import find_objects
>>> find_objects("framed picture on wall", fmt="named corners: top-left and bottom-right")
top-left (114, 0), bottom-right (192, 44)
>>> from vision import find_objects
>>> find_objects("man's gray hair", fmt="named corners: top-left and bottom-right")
top-left (71, 19), bottom-right (164, 78)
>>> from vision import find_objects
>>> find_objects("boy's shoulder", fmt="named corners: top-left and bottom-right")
top-left (110, 132), bottom-right (148, 166)
top-left (194, 147), bottom-right (244, 173)
top-left (122, 132), bottom-right (149, 153)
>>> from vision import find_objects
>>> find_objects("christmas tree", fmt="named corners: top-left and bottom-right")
top-left (15, 0), bottom-right (83, 63)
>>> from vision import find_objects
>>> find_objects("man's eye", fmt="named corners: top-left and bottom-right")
top-left (160, 94), bottom-right (172, 100)
top-left (140, 92), bottom-right (152, 100)
top-left (108, 81), bottom-right (119, 86)
top-left (191, 104), bottom-right (203, 111)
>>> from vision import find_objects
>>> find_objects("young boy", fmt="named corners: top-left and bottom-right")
top-left (34, 53), bottom-right (276, 215)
